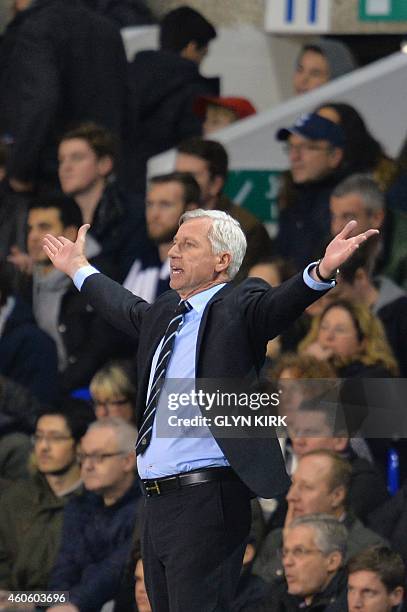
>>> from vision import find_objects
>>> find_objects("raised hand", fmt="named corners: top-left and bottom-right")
top-left (43, 224), bottom-right (90, 279)
top-left (318, 220), bottom-right (379, 279)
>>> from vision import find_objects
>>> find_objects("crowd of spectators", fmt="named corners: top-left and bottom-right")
top-left (0, 1), bottom-right (407, 610)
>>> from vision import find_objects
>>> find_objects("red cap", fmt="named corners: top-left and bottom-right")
top-left (194, 96), bottom-right (257, 120)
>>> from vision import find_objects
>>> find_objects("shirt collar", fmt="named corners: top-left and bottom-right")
top-left (186, 283), bottom-right (226, 314)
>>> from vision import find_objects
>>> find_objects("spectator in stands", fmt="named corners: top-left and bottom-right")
top-left (58, 123), bottom-right (148, 280)
top-left (347, 546), bottom-right (405, 612)
top-left (193, 95), bottom-right (257, 136)
top-left (48, 418), bottom-right (141, 612)
top-left (126, 6), bottom-right (219, 192)
top-left (369, 481), bottom-right (407, 567)
top-left (175, 138), bottom-right (273, 279)
top-left (0, 0), bottom-right (127, 190)
top-left (123, 172), bottom-right (200, 302)
top-left (135, 557), bottom-right (152, 612)
top-left (11, 194), bottom-right (133, 393)
top-left (290, 395), bottom-right (389, 522)
top-left (329, 174), bottom-right (407, 290)
top-left (293, 38), bottom-right (357, 95)
top-left (299, 299), bottom-right (399, 378)
top-left (261, 514), bottom-right (348, 611)
top-left (0, 260), bottom-right (58, 403)
top-left (90, 360), bottom-right (137, 424)
top-left (315, 103), bottom-right (395, 186)
top-left (82, 0), bottom-right (155, 28)
top-left (0, 375), bottom-right (41, 482)
top-left (254, 450), bottom-right (386, 585)
top-left (275, 113), bottom-right (348, 269)
top-left (0, 400), bottom-right (92, 592)
top-left (338, 239), bottom-right (407, 376)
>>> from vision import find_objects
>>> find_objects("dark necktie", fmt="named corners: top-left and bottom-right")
top-left (136, 300), bottom-right (192, 454)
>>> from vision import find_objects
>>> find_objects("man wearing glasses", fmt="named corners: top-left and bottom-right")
top-left (0, 400), bottom-right (92, 593)
top-left (48, 417), bottom-right (141, 612)
top-left (275, 112), bottom-right (347, 270)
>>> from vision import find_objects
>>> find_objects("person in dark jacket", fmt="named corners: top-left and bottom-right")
top-left (347, 546), bottom-right (406, 612)
top-left (48, 418), bottom-right (141, 612)
top-left (125, 5), bottom-right (219, 192)
top-left (0, 261), bottom-right (58, 403)
top-left (82, 0), bottom-right (155, 28)
top-left (58, 122), bottom-right (149, 281)
top-left (0, 0), bottom-right (127, 189)
top-left (259, 515), bottom-right (348, 611)
top-left (275, 113), bottom-right (348, 270)
top-left (175, 137), bottom-right (273, 280)
top-left (0, 400), bottom-right (92, 592)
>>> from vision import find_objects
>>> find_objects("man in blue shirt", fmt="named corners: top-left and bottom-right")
top-left (43, 209), bottom-right (377, 611)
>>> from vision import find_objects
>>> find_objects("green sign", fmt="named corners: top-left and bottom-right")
top-left (224, 170), bottom-right (282, 229)
top-left (359, 0), bottom-right (407, 21)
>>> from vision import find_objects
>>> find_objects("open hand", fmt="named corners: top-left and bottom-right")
top-left (318, 220), bottom-right (379, 279)
top-left (43, 224), bottom-right (90, 279)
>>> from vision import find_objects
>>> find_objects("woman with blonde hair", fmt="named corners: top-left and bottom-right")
top-left (299, 299), bottom-right (399, 377)
top-left (90, 360), bottom-right (137, 423)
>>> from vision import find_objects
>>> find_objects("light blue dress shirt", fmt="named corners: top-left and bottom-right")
top-left (73, 262), bottom-right (334, 478)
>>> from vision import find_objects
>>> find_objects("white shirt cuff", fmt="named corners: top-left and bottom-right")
top-left (303, 262), bottom-right (336, 291)
top-left (73, 266), bottom-right (100, 291)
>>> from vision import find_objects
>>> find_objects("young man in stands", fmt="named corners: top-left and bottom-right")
top-left (58, 122), bottom-right (148, 280)
top-left (123, 172), bottom-right (200, 302)
top-left (348, 546), bottom-right (405, 612)
top-left (0, 400), bottom-right (92, 593)
top-left (126, 6), bottom-right (219, 191)
top-left (175, 137), bottom-right (272, 279)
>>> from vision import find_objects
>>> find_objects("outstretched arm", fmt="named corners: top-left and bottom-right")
top-left (313, 219), bottom-right (379, 281)
top-left (43, 224), bottom-right (90, 279)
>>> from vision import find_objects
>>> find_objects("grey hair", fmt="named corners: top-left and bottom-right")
top-left (179, 209), bottom-right (247, 279)
top-left (288, 513), bottom-right (348, 560)
top-left (86, 417), bottom-right (137, 453)
top-left (332, 173), bottom-right (385, 213)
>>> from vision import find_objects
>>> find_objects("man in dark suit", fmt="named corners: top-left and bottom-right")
top-left (43, 210), bottom-right (377, 611)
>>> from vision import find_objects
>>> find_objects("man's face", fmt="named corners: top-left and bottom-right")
top-left (286, 455), bottom-right (344, 517)
top-left (348, 570), bottom-right (404, 612)
top-left (80, 427), bottom-right (132, 494)
top-left (34, 415), bottom-right (76, 475)
top-left (291, 410), bottom-right (348, 456)
top-left (146, 182), bottom-right (186, 244)
top-left (175, 153), bottom-right (221, 207)
top-left (287, 133), bottom-right (342, 184)
top-left (27, 208), bottom-right (65, 264)
top-left (330, 193), bottom-right (383, 237)
top-left (134, 559), bottom-right (152, 612)
top-left (283, 525), bottom-right (340, 600)
top-left (167, 217), bottom-right (229, 300)
top-left (58, 138), bottom-right (111, 197)
top-left (203, 105), bottom-right (237, 136)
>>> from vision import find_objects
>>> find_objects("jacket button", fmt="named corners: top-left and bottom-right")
top-left (68, 356), bottom-right (77, 364)
top-left (58, 324), bottom-right (67, 333)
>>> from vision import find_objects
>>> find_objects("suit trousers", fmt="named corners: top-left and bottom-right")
top-left (141, 478), bottom-right (252, 611)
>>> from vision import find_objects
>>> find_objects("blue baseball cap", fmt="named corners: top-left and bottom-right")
top-left (276, 113), bottom-right (345, 148)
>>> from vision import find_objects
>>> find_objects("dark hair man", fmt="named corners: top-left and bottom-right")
top-left (123, 172), bottom-right (200, 302)
top-left (175, 137), bottom-right (273, 280)
top-left (125, 6), bottom-right (219, 192)
top-left (348, 546), bottom-right (405, 612)
top-left (0, 400), bottom-right (93, 592)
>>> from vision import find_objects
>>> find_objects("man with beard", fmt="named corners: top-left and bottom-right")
top-left (0, 400), bottom-right (93, 592)
top-left (123, 172), bottom-right (200, 302)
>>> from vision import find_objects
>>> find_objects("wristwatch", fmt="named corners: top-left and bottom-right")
top-left (315, 259), bottom-right (339, 283)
